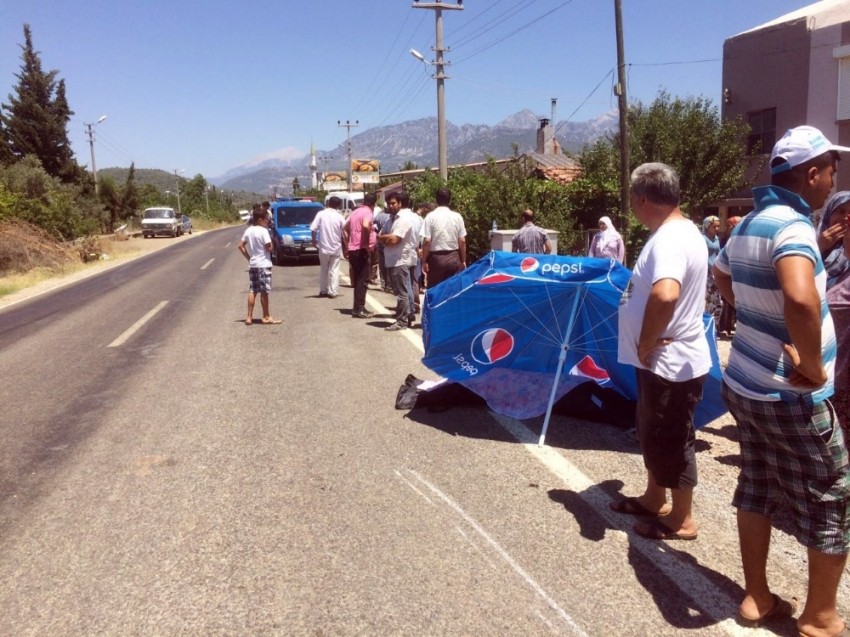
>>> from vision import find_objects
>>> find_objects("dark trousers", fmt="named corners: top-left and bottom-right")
top-left (388, 265), bottom-right (413, 326)
top-left (635, 368), bottom-right (706, 489)
top-left (349, 249), bottom-right (371, 313)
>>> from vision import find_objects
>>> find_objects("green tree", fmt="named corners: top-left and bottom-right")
top-left (406, 162), bottom-right (583, 263)
top-left (0, 156), bottom-right (97, 238)
top-left (1, 24), bottom-right (77, 181)
top-left (98, 163), bottom-right (140, 231)
top-left (568, 91), bottom-right (751, 263)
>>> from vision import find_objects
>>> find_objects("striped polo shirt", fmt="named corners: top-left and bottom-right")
top-left (714, 185), bottom-right (835, 403)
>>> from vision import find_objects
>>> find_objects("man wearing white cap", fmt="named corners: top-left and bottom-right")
top-left (714, 125), bottom-right (850, 636)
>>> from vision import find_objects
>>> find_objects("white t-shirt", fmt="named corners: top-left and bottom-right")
top-left (241, 225), bottom-right (272, 268)
top-left (421, 206), bottom-right (466, 251)
top-left (384, 209), bottom-right (419, 268)
top-left (310, 207), bottom-right (345, 255)
top-left (617, 218), bottom-right (711, 382)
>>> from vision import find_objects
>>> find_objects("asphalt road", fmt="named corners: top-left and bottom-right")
top-left (0, 227), bottom-right (846, 636)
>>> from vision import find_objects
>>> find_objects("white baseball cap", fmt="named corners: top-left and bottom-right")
top-left (770, 125), bottom-right (850, 174)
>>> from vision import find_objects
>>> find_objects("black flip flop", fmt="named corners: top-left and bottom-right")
top-left (609, 497), bottom-right (666, 517)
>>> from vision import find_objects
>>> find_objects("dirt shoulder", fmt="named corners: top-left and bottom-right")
top-left (0, 232), bottom-right (201, 311)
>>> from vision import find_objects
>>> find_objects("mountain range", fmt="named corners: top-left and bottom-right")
top-left (212, 109), bottom-right (619, 194)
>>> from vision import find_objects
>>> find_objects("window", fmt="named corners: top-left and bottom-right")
top-left (747, 108), bottom-right (776, 155)
top-left (837, 50), bottom-right (850, 120)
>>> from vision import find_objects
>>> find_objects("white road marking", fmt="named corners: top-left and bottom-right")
top-left (494, 413), bottom-right (748, 633)
top-left (107, 301), bottom-right (168, 348)
top-left (201, 258), bottom-right (215, 270)
top-left (225, 241), bottom-right (232, 248)
top-left (383, 296), bottom-right (756, 635)
top-left (393, 469), bottom-right (433, 505)
top-left (403, 468), bottom-right (590, 637)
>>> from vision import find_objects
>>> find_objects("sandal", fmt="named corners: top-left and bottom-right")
top-left (633, 518), bottom-right (698, 541)
top-left (261, 317), bottom-right (282, 325)
top-left (736, 594), bottom-right (797, 628)
top-left (610, 497), bottom-right (668, 517)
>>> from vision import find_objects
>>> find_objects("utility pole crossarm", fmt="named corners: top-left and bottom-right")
top-left (412, 0), bottom-right (463, 182)
top-left (337, 120), bottom-right (359, 192)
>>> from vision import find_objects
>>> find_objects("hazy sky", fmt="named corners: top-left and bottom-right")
top-left (1, 0), bottom-right (814, 179)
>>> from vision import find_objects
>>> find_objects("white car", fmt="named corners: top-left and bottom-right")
top-left (141, 207), bottom-right (181, 238)
top-left (238, 209), bottom-right (251, 222)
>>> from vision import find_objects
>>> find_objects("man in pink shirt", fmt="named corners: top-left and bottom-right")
top-left (343, 192), bottom-right (377, 318)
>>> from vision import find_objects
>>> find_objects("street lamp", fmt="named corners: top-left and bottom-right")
top-left (411, 1), bottom-right (463, 182)
top-left (173, 169), bottom-right (185, 214)
top-left (85, 115), bottom-right (107, 195)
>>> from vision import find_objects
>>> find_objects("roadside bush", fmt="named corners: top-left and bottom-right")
top-left (405, 164), bottom-right (584, 263)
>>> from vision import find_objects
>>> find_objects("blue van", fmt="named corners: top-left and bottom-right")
top-left (269, 199), bottom-right (325, 264)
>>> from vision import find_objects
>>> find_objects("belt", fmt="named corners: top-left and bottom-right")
top-left (429, 249), bottom-right (457, 255)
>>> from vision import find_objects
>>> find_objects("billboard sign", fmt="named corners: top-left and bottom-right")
top-left (351, 159), bottom-right (380, 184)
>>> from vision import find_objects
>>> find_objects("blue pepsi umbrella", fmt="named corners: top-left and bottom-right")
top-left (422, 250), bottom-right (726, 446)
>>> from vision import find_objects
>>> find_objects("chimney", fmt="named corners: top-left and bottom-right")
top-left (536, 118), bottom-right (554, 154)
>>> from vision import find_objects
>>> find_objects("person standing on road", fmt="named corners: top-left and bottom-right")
top-left (588, 215), bottom-right (625, 263)
top-left (420, 187), bottom-right (467, 289)
top-left (713, 125), bottom-right (850, 635)
top-left (702, 215), bottom-right (723, 324)
top-left (343, 193), bottom-right (377, 319)
top-left (238, 209), bottom-right (282, 325)
top-left (613, 162), bottom-right (710, 543)
top-left (373, 203), bottom-right (392, 292)
top-left (717, 215), bottom-right (742, 339)
top-left (511, 208), bottom-right (551, 255)
top-left (378, 191), bottom-right (418, 331)
top-left (310, 195), bottom-right (346, 299)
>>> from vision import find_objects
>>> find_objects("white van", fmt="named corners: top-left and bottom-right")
top-left (324, 191), bottom-right (363, 217)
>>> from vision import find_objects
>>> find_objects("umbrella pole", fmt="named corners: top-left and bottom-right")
top-left (538, 290), bottom-right (584, 447)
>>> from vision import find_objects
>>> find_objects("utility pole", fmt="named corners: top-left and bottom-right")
top-left (412, 1), bottom-right (463, 182)
top-left (173, 169), bottom-right (184, 214)
top-left (85, 115), bottom-right (107, 196)
top-left (614, 0), bottom-right (630, 236)
top-left (337, 120), bottom-right (359, 191)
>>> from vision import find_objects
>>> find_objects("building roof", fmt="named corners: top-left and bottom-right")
top-left (738, 0), bottom-right (850, 36)
top-left (522, 152), bottom-right (582, 184)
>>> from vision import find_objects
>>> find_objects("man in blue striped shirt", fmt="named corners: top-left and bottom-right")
top-left (714, 126), bottom-right (850, 635)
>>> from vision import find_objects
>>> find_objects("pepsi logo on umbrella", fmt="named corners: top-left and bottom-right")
top-left (470, 328), bottom-right (514, 365)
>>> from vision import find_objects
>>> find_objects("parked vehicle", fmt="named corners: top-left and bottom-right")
top-left (141, 207), bottom-right (181, 238)
top-left (324, 191), bottom-right (363, 217)
top-left (269, 199), bottom-right (324, 264)
top-left (180, 215), bottom-right (193, 234)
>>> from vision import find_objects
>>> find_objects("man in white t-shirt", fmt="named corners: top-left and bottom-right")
top-left (238, 208), bottom-right (282, 325)
top-left (378, 191), bottom-right (419, 330)
top-left (613, 162), bottom-right (710, 542)
top-left (420, 187), bottom-right (467, 288)
top-left (310, 195), bottom-right (346, 298)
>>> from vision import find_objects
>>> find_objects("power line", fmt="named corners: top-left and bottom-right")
top-left (553, 67), bottom-right (615, 136)
top-left (453, 0), bottom-right (576, 65)
top-left (450, 0), bottom-right (540, 50)
top-left (444, 0), bottom-right (512, 39)
top-left (349, 10), bottom-right (421, 117)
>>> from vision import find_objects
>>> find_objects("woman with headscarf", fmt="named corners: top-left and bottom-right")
top-left (818, 191), bottom-right (850, 290)
top-left (702, 215), bottom-right (722, 324)
top-left (588, 216), bottom-right (625, 263)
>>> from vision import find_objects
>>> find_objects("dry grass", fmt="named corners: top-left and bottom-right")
top-left (0, 218), bottom-right (237, 301)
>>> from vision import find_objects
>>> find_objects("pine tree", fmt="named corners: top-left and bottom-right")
top-left (1, 24), bottom-right (77, 181)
